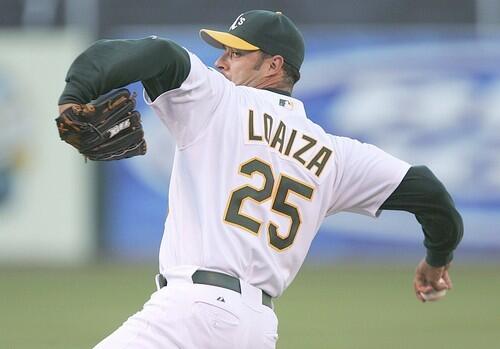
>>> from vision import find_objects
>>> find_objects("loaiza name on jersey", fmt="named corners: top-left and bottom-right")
top-left (247, 110), bottom-right (332, 177)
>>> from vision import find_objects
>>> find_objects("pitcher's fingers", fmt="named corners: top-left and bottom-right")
top-left (416, 284), bottom-right (433, 294)
top-left (430, 278), bottom-right (448, 291)
top-left (442, 271), bottom-right (453, 289)
top-left (414, 277), bottom-right (432, 293)
top-left (416, 290), bottom-right (426, 302)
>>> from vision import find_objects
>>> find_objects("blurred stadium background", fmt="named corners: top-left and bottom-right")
top-left (1, 0), bottom-right (499, 348)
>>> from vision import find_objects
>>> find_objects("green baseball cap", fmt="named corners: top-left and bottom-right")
top-left (200, 10), bottom-right (305, 71)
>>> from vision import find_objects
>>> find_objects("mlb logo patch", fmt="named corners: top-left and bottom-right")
top-left (279, 99), bottom-right (294, 110)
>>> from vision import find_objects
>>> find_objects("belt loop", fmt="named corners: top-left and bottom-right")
top-left (262, 291), bottom-right (273, 309)
top-left (239, 278), bottom-right (264, 310)
top-left (155, 274), bottom-right (167, 290)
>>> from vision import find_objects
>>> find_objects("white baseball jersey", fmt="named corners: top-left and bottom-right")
top-left (144, 51), bottom-right (410, 297)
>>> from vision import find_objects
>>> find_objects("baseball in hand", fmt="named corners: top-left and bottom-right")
top-left (420, 278), bottom-right (448, 302)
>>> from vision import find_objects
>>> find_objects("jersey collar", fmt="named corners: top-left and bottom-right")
top-left (263, 88), bottom-right (292, 97)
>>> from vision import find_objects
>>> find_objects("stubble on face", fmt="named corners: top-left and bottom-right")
top-left (216, 48), bottom-right (269, 86)
top-left (251, 52), bottom-right (270, 71)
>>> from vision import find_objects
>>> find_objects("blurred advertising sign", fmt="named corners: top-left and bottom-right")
top-left (103, 27), bottom-right (500, 261)
top-left (0, 31), bottom-right (95, 265)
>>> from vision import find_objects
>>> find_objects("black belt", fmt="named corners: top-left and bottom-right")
top-left (157, 270), bottom-right (273, 309)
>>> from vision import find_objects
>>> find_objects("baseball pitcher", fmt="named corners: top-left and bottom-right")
top-left (56, 10), bottom-right (463, 349)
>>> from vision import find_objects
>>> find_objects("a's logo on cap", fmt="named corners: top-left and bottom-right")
top-left (229, 14), bottom-right (246, 31)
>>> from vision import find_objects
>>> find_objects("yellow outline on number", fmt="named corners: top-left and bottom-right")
top-left (222, 157), bottom-right (274, 236)
top-left (222, 157), bottom-right (315, 252)
top-left (267, 173), bottom-right (315, 252)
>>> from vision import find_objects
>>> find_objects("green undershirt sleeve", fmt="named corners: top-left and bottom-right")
top-left (380, 166), bottom-right (463, 267)
top-left (59, 36), bottom-right (190, 105)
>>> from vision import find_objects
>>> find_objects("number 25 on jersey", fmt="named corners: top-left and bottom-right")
top-left (224, 158), bottom-right (314, 251)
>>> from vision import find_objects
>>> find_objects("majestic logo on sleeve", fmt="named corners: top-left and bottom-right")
top-left (247, 110), bottom-right (332, 177)
top-left (229, 14), bottom-right (246, 31)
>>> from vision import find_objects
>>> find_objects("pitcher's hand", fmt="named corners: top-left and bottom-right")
top-left (413, 259), bottom-right (452, 302)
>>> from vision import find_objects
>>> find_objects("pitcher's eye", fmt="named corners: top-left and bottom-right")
top-left (230, 50), bottom-right (242, 58)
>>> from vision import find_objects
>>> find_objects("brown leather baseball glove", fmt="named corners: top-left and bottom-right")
top-left (55, 88), bottom-right (146, 161)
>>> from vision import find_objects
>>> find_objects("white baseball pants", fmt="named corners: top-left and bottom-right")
top-left (93, 266), bottom-right (279, 348)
